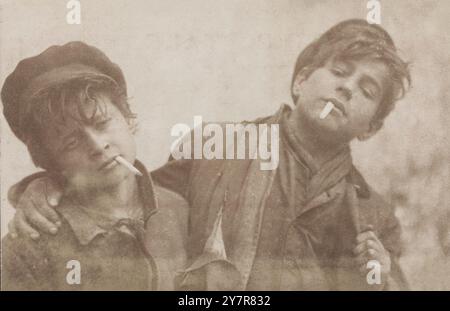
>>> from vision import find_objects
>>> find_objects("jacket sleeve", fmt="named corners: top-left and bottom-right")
top-left (6, 157), bottom-right (194, 207)
top-left (1, 235), bottom-right (53, 291)
top-left (150, 128), bottom-right (197, 199)
top-left (378, 202), bottom-right (410, 290)
top-left (151, 158), bottom-right (194, 200)
top-left (7, 171), bottom-right (48, 208)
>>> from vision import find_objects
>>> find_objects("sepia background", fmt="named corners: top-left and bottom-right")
top-left (1, 0), bottom-right (449, 290)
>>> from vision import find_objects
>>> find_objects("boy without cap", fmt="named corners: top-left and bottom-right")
top-left (6, 19), bottom-right (411, 290)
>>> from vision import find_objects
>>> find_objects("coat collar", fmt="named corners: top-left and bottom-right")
top-left (347, 166), bottom-right (371, 199)
top-left (270, 104), bottom-right (371, 200)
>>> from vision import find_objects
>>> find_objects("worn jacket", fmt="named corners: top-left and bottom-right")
top-left (2, 161), bottom-right (188, 291)
top-left (152, 106), bottom-right (409, 291)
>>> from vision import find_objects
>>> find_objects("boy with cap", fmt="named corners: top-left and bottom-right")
top-left (5, 19), bottom-right (411, 290)
top-left (1, 42), bottom-right (188, 290)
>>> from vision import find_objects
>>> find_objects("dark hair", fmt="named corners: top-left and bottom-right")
top-left (291, 19), bottom-right (411, 125)
top-left (23, 75), bottom-right (135, 171)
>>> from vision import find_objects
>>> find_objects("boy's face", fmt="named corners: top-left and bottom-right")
top-left (292, 57), bottom-right (389, 143)
top-left (41, 94), bottom-right (136, 192)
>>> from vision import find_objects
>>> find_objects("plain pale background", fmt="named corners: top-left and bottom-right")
top-left (1, 0), bottom-right (449, 289)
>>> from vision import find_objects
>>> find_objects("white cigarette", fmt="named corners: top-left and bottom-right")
top-left (114, 156), bottom-right (143, 176)
top-left (320, 101), bottom-right (335, 119)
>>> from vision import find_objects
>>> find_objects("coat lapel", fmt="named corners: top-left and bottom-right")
top-left (226, 154), bottom-right (277, 289)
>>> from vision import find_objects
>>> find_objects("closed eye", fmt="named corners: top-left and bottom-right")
top-left (63, 137), bottom-right (79, 151)
top-left (360, 76), bottom-right (382, 101)
top-left (331, 67), bottom-right (346, 77)
top-left (95, 117), bottom-right (112, 129)
top-left (362, 87), bottom-right (375, 100)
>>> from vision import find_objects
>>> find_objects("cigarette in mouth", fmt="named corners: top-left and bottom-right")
top-left (320, 101), bottom-right (335, 119)
top-left (114, 155), bottom-right (143, 176)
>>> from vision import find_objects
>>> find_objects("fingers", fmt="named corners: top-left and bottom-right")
top-left (353, 229), bottom-right (391, 277)
top-left (359, 224), bottom-right (374, 233)
top-left (44, 178), bottom-right (63, 207)
top-left (355, 248), bottom-right (378, 266)
top-left (354, 246), bottom-right (391, 276)
top-left (353, 240), bottom-right (366, 255)
top-left (7, 219), bottom-right (18, 239)
top-left (35, 201), bottom-right (62, 228)
top-left (26, 201), bottom-right (59, 235)
top-left (356, 230), bottom-right (382, 245)
top-left (17, 178), bottom-right (61, 230)
top-left (353, 230), bottom-right (386, 269)
top-left (14, 209), bottom-right (40, 240)
top-left (353, 238), bottom-right (383, 255)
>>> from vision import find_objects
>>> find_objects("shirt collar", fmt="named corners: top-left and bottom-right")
top-left (276, 103), bottom-right (370, 199)
top-left (57, 159), bottom-right (158, 245)
top-left (278, 104), bottom-right (316, 172)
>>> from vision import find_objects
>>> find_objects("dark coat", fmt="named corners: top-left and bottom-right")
top-left (2, 162), bottom-right (189, 291)
top-left (152, 108), bottom-right (409, 291)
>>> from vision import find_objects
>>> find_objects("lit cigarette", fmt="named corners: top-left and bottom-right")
top-left (114, 156), bottom-right (143, 176)
top-left (320, 101), bottom-right (335, 119)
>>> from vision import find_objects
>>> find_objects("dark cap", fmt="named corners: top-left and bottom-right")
top-left (1, 41), bottom-right (127, 142)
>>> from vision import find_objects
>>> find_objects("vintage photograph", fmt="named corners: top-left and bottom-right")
top-left (1, 0), bottom-right (449, 291)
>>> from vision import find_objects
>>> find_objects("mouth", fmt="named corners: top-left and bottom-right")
top-left (98, 155), bottom-right (120, 171)
top-left (323, 98), bottom-right (346, 117)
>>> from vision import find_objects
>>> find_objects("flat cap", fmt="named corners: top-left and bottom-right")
top-left (1, 41), bottom-right (127, 142)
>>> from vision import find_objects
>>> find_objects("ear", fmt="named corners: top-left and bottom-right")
top-left (128, 118), bottom-right (138, 135)
top-left (292, 70), bottom-right (308, 97)
top-left (357, 120), bottom-right (383, 141)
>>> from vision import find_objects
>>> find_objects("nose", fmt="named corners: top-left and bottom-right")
top-left (84, 129), bottom-right (110, 158)
top-left (336, 85), bottom-right (352, 101)
top-left (336, 77), bottom-right (356, 101)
